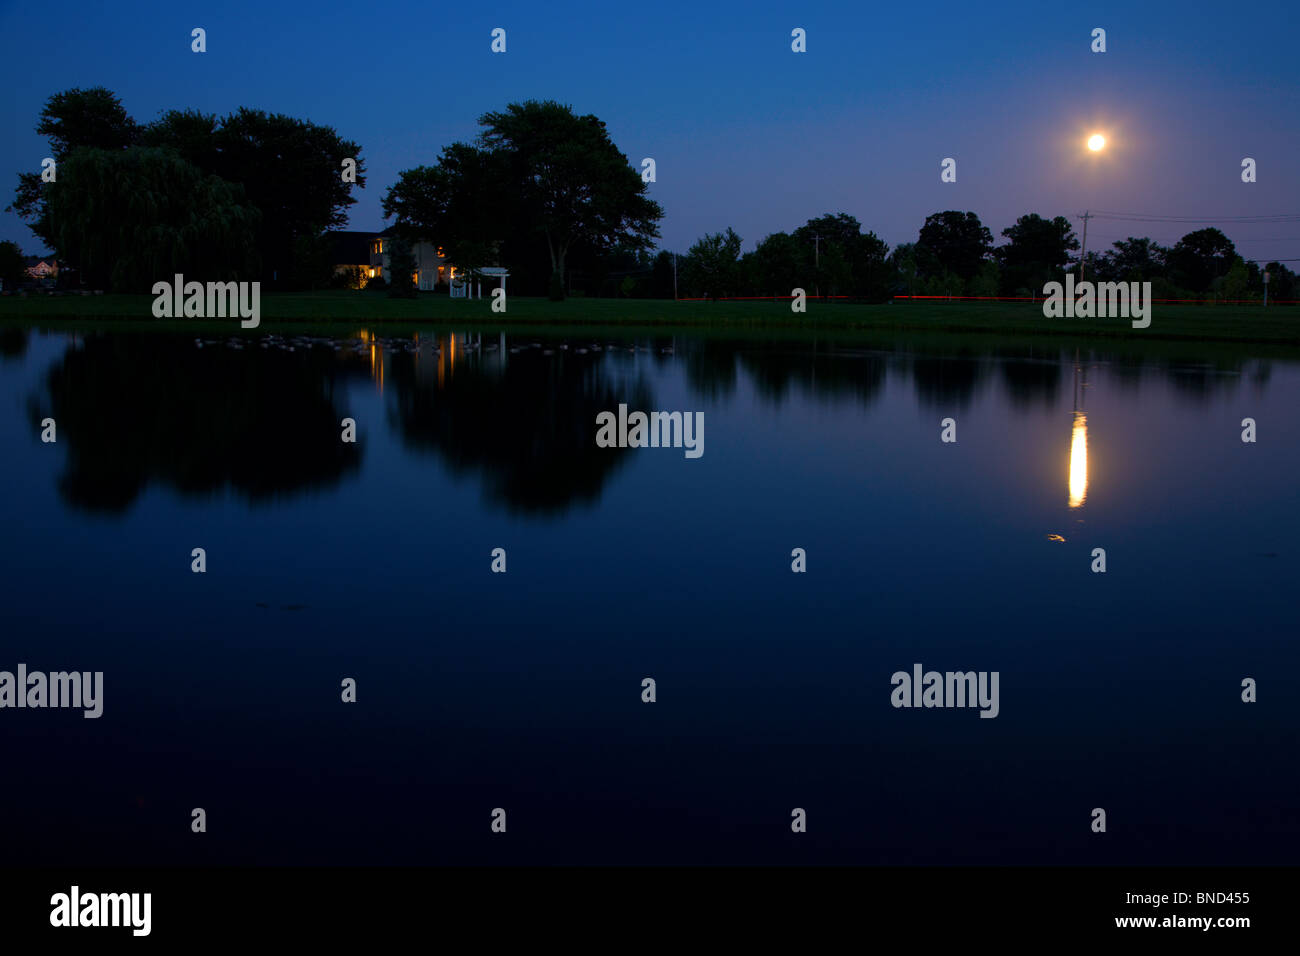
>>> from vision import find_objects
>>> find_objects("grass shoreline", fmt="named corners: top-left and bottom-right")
top-left (3, 291), bottom-right (1298, 353)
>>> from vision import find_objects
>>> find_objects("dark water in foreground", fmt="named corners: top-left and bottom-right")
top-left (1, 324), bottom-right (1297, 865)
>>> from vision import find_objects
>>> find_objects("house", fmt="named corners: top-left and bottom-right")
top-left (368, 226), bottom-right (451, 291)
top-left (25, 255), bottom-right (58, 284)
top-left (326, 228), bottom-right (507, 295)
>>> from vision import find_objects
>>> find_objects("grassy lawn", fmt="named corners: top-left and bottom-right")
top-left (2, 289), bottom-right (1298, 347)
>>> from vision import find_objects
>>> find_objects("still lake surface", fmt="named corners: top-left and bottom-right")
top-left (1, 323), bottom-right (1297, 864)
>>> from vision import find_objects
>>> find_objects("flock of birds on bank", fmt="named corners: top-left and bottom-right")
top-left (191, 334), bottom-right (674, 356)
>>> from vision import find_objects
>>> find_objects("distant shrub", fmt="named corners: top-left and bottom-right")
top-left (1150, 277), bottom-right (1189, 301)
top-left (330, 266), bottom-right (365, 290)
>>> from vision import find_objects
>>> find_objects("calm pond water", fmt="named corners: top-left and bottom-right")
top-left (1, 323), bottom-right (1297, 865)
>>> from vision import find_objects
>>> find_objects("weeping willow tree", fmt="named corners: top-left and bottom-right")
top-left (44, 146), bottom-right (260, 291)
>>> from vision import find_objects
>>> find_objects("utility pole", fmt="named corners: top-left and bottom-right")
top-left (673, 253), bottom-right (677, 300)
top-left (1077, 211), bottom-right (1093, 281)
top-left (1263, 269), bottom-right (1269, 307)
top-left (810, 234), bottom-right (823, 298)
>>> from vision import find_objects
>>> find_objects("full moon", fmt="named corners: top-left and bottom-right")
top-left (1087, 134), bottom-right (1106, 152)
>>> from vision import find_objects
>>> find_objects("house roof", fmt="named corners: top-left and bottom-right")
top-left (340, 225), bottom-right (449, 250)
top-left (325, 230), bottom-right (374, 265)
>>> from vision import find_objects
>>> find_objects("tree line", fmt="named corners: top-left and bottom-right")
top-left (8, 87), bottom-right (363, 291)
top-left (8, 89), bottom-right (1293, 303)
top-left (8, 91), bottom-right (662, 298)
top-left (623, 211), bottom-right (1296, 304)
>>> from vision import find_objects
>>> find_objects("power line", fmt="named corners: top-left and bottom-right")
top-left (1077, 211), bottom-right (1093, 280)
top-left (1088, 210), bottom-right (1300, 224)
top-left (1072, 217), bottom-right (1300, 265)
top-left (1089, 233), bottom-right (1300, 242)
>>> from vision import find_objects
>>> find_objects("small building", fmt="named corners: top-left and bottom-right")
top-left (450, 266), bottom-right (510, 299)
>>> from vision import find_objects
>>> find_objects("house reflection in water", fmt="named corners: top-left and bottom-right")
top-left (353, 329), bottom-right (503, 392)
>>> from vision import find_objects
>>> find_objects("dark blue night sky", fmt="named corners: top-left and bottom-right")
top-left (2, 0), bottom-right (1298, 258)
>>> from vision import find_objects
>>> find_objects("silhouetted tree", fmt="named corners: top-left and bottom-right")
top-left (917, 211), bottom-right (993, 282)
top-left (386, 235), bottom-right (418, 298)
top-left (146, 107), bottom-right (365, 287)
top-left (1167, 228), bottom-right (1236, 293)
top-left (8, 87), bottom-right (140, 248)
top-left (996, 213), bottom-right (1078, 294)
top-left (1261, 261), bottom-right (1296, 301)
top-left (682, 228), bottom-right (743, 299)
top-left (385, 101), bottom-right (662, 300)
top-left (0, 240), bottom-right (27, 290)
top-left (44, 147), bottom-right (260, 291)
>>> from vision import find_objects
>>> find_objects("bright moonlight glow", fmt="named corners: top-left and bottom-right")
top-left (1068, 411), bottom-right (1088, 508)
top-left (1087, 134), bottom-right (1106, 152)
